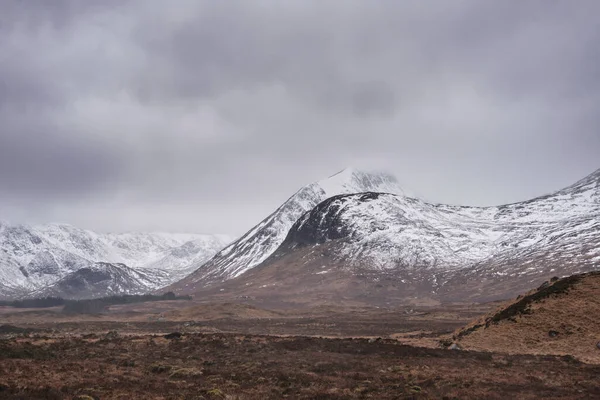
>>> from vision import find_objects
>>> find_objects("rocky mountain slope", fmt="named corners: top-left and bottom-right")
top-left (172, 168), bottom-right (599, 305)
top-left (29, 262), bottom-right (165, 300)
top-left (173, 168), bottom-right (404, 291)
top-left (0, 222), bottom-right (232, 299)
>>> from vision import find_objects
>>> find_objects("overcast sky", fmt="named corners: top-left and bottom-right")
top-left (0, 0), bottom-right (599, 235)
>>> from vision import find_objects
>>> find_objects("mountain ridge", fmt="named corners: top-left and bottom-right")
top-left (0, 222), bottom-right (233, 299)
top-left (168, 169), bottom-right (406, 292)
top-left (170, 167), bottom-right (599, 305)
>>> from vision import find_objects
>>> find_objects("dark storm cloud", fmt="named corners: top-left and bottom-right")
top-left (0, 0), bottom-right (599, 233)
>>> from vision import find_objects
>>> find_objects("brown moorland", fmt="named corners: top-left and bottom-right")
top-left (453, 271), bottom-right (600, 363)
top-left (2, 272), bottom-right (600, 398)
top-left (0, 295), bottom-right (598, 399)
top-left (1, 329), bottom-right (600, 399)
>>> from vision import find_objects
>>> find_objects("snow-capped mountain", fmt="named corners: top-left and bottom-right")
top-left (144, 235), bottom-right (234, 283)
top-left (30, 262), bottom-right (167, 300)
top-left (171, 167), bottom-right (600, 305)
top-left (281, 167), bottom-right (600, 268)
top-left (0, 222), bottom-right (232, 299)
top-left (171, 168), bottom-right (404, 290)
top-left (267, 168), bottom-right (600, 302)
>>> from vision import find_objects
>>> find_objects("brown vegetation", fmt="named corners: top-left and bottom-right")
top-left (2, 273), bottom-right (600, 398)
top-left (1, 330), bottom-right (599, 399)
top-left (454, 272), bottom-right (600, 363)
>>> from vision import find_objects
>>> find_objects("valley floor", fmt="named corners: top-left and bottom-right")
top-left (0, 301), bottom-right (598, 399)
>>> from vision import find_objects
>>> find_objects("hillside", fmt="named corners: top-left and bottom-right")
top-left (171, 168), bottom-right (405, 292)
top-left (172, 167), bottom-right (600, 305)
top-left (0, 222), bottom-right (232, 299)
top-left (453, 271), bottom-right (600, 363)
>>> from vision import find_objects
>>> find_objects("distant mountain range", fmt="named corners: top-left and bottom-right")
top-left (169, 168), bottom-right (600, 306)
top-left (0, 222), bottom-right (232, 299)
top-left (2, 167), bottom-right (599, 304)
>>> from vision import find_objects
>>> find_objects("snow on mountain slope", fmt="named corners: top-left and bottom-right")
top-left (0, 221), bottom-right (232, 299)
top-left (29, 262), bottom-right (165, 300)
top-left (173, 168), bottom-right (405, 289)
top-left (251, 168), bottom-right (600, 302)
top-left (279, 184), bottom-right (599, 270)
top-left (171, 167), bottom-right (600, 304)
top-left (30, 224), bottom-right (201, 268)
top-left (280, 192), bottom-right (502, 269)
top-left (144, 235), bottom-right (234, 282)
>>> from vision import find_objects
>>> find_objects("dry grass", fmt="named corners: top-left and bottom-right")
top-left (455, 272), bottom-right (600, 363)
top-left (164, 302), bottom-right (282, 321)
top-left (1, 331), bottom-right (599, 399)
top-left (2, 276), bottom-right (600, 398)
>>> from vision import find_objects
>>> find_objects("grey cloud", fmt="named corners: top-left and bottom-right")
top-left (0, 0), bottom-right (126, 32)
top-left (128, 0), bottom-right (600, 120)
top-left (0, 50), bottom-right (63, 109)
top-left (0, 112), bottom-right (124, 199)
top-left (0, 0), bottom-right (598, 233)
top-left (129, 1), bottom-right (405, 115)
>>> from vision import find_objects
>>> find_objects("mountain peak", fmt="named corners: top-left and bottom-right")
top-left (326, 167), bottom-right (357, 179)
top-left (555, 167), bottom-right (600, 200)
top-left (583, 167), bottom-right (600, 184)
top-left (168, 168), bottom-right (408, 289)
top-left (317, 168), bottom-right (404, 198)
